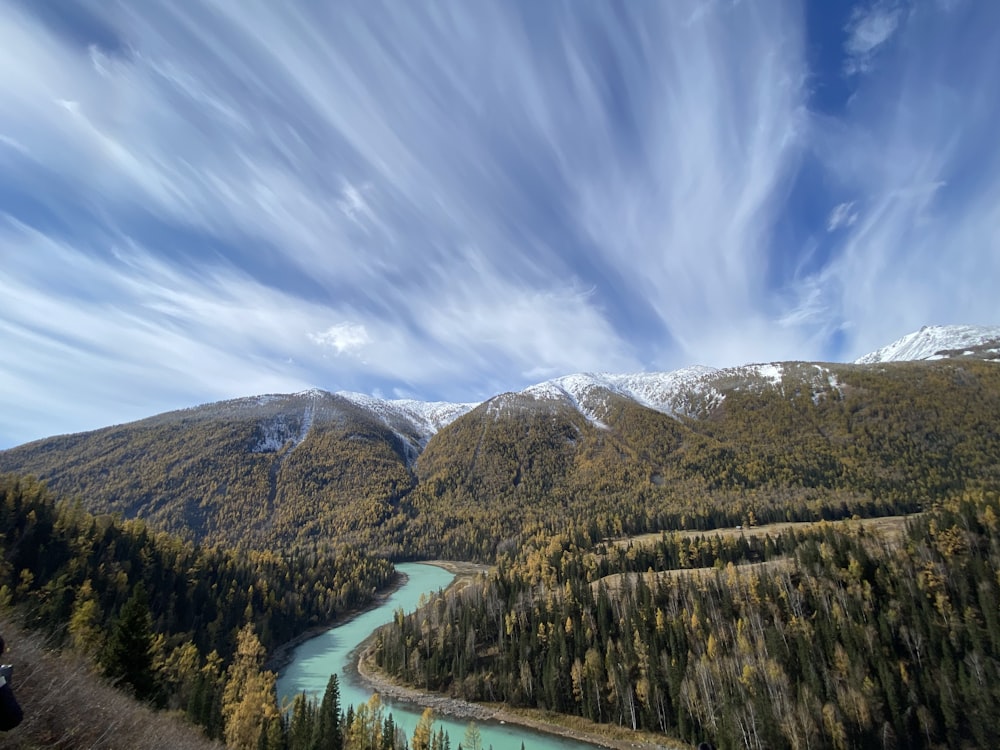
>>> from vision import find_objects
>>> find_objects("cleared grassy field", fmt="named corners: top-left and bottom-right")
top-left (612, 513), bottom-right (915, 548)
top-left (596, 514), bottom-right (917, 593)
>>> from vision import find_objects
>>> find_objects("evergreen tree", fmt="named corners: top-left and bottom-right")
top-left (289, 692), bottom-right (313, 750)
top-left (314, 673), bottom-right (343, 750)
top-left (102, 581), bottom-right (158, 702)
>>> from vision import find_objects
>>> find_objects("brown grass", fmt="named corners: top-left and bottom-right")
top-left (596, 514), bottom-right (917, 594)
top-left (0, 613), bottom-right (219, 750)
top-left (613, 513), bottom-right (915, 549)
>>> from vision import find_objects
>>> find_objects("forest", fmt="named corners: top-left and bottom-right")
top-left (374, 493), bottom-right (1000, 748)
top-left (0, 473), bottom-right (401, 747)
top-left (2, 358), bottom-right (1000, 748)
top-left (3, 359), bottom-right (997, 567)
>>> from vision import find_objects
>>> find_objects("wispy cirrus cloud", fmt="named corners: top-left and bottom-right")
top-left (826, 202), bottom-right (859, 232)
top-left (1, 0), bottom-right (999, 446)
top-left (792, 1), bottom-right (1000, 357)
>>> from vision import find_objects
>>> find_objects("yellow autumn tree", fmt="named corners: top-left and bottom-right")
top-left (222, 623), bottom-right (281, 750)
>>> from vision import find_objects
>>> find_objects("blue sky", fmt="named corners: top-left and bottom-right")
top-left (2, 0), bottom-right (999, 447)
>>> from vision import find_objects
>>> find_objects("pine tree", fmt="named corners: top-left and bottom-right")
top-left (314, 673), bottom-right (343, 749)
top-left (101, 581), bottom-right (158, 702)
top-left (289, 692), bottom-right (313, 750)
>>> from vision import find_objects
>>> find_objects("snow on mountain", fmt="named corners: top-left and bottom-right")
top-left (204, 324), bottom-right (1000, 453)
top-left (336, 391), bottom-right (476, 442)
top-left (518, 364), bottom-right (781, 426)
top-left (855, 325), bottom-right (1000, 364)
top-left (249, 390), bottom-right (318, 453)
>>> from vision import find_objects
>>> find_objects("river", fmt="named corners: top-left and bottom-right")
top-left (277, 562), bottom-right (601, 750)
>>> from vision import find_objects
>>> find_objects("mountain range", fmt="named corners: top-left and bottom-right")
top-left (2, 324), bottom-right (999, 558)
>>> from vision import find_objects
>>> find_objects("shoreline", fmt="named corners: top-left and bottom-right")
top-left (355, 644), bottom-right (684, 750)
top-left (352, 563), bottom-right (686, 750)
top-left (267, 559), bottom-right (481, 674)
top-left (265, 567), bottom-right (411, 674)
top-left (273, 559), bottom-right (687, 749)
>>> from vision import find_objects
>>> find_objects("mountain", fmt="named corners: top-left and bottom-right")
top-left (2, 326), bottom-right (1000, 559)
top-left (0, 389), bottom-right (464, 553)
top-left (855, 324), bottom-right (1000, 364)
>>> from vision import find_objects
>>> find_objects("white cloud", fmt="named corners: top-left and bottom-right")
top-left (806, 2), bottom-right (1000, 359)
top-left (1, 0), bottom-right (998, 444)
top-left (826, 201), bottom-right (859, 231)
top-left (309, 323), bottom-right (371, 355)
top-left (569, 1), bottom-right (813, 366)
top-left (845, 1), bottom-right (904, 74)
top-left (0, 134), bottom-right (28, 155)
top-left (337, 182), bottom-right (373, 224)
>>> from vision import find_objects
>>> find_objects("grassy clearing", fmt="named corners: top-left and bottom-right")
top-left (595, 514), bottom-right (917, 594)
top-left (613, 513), bottom-right (915, 549)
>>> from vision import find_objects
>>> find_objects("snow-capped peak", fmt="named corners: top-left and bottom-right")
top-left (518, 366), bottom-right (727, 425)
top-left (336, 391), bottom-right (476, 437)
top-left (855, 325), bottom-right (1000, 364)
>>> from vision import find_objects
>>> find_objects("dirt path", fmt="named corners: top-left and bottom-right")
top-left (611, 513), bottom-right (915, 549)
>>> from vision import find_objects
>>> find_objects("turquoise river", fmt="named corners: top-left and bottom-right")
top-left (277, 562), bottom-right (602, 750)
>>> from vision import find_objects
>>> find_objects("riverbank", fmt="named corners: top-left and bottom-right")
top-left (357, 648), bottom-right (684, 749)
top-left (353, 563), bottom-right (687, 750)
top-left (266, 567), bottom-right (411, 673)
top-left (269, 559), bottom-right (483, 674)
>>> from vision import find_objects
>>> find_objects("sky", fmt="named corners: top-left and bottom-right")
top-left (2, 0), bottom-right (999, 448)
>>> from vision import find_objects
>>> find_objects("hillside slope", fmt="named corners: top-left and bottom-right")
top-left (0, 390), bottom-right (424, 552)
top-left (0, 615), bottom-right (219, 750)
top-left (404, 359), bottom-right (1000, 558)
top-left (2, 327), bottom-right (999, 559)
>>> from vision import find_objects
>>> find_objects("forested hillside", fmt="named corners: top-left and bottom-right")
top-left (0, 391), bottom-right (419, 554)
top-left (2, 343), bottom-right (999, 749)
top-left (403, 360), bottom-right (1000, 559)
top-left (2, 360), bottom-right (1000, 563)
top-left (374, 493), bottom-right (1000, 749)
top-left (0, 473), bottom-right (393, 744)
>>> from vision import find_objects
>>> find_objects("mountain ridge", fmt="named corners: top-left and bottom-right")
top-left (2, 324), bottom-right (999, 558)
top-left (854, 323), bottom-right (1000, 364)
top-left (7, 324), bottom-right (994, 451)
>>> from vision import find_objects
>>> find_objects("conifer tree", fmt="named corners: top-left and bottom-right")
top-left (314, 673), bottom-right (343, 749)
top-left (68, 578), bottom-right (104, 658)
top-left (411, 707), bottom-right (435, 750)
top-left (223, 624), bottom-right (282, 750)
top-left (102, 581), bottom-right (158, 702)
top-left (461, 721), bottom-right (482, 750)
